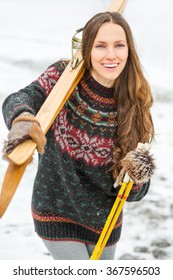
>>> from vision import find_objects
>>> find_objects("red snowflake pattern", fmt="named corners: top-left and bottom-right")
top-left (37, 66), bottom-right (61, 96)
top-left (53, 109), bottom-right (114, 166)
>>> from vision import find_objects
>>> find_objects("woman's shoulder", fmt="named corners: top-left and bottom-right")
top-left (50, 58), bottom-right (70, 73)
top-left (37, 59), bottom-right (70, 86)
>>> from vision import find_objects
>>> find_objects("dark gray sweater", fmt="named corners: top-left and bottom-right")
top-left (2, 60), bottom-right (150, 245)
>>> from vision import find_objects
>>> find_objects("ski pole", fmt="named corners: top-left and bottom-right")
top-left (90, 142), bottom-right (155, 260)
top-left (90, 174), bottom-right (133, 260)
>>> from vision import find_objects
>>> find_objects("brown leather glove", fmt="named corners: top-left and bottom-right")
top-left (3, 113), bottom-right (46, 155)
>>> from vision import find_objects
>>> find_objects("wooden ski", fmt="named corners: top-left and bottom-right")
top-left (5, 51), bottom-right (84, 166)
top-left (108, 0), bottom-right (127, 12)
top-left (0, 0), bottom-right (127, 218)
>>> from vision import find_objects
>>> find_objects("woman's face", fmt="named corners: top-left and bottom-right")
top-left (90, 22), bottom-right (128, 88)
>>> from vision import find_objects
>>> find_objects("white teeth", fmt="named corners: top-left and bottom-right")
top-left (103, 64), bottom-right (118, 68)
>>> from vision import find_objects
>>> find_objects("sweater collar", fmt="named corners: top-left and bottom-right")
top-left (84, 73), bottom-right (114, 99)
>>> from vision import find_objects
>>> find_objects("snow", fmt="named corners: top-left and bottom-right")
top-left (0, 0), bottom-right (173, 261)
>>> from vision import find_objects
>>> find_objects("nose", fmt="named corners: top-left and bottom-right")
top-left (106, 46), bottom-right (116, 59)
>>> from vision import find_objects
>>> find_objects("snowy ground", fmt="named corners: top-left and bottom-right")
top-left (0, 0), bottom-right (173, 260)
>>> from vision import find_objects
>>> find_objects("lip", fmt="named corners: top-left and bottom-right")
top-left (102, 63), bottom-right (119, 72)
top-left (102, 63), bottom-right (119, 68)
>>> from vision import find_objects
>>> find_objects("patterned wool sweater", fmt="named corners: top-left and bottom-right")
top-left (2, 60), bottom-right (150, 245)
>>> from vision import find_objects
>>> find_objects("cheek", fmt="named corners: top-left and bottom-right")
top-left (121, 49), bottom-right (129, 61)
top-left (91, 49), bottom-right (103, 63)
top-left (119, 52), bottom-right (128, 70)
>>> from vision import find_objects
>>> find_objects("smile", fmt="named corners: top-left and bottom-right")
top-left (102, 63), bottom-right (119, 68)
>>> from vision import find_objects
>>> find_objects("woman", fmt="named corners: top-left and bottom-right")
top-left (2, 12), bottom-right (154, 260)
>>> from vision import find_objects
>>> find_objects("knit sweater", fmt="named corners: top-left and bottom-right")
top-left (2, 59), bottom-right (150, 245)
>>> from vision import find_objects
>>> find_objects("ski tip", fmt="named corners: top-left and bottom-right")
top-left (0, 204), bottom-right (6, 219)
top-left (108, 0), bottom-right (127, 13)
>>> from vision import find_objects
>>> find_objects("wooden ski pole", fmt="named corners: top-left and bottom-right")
top-left (90, 174), bottom-right (134, 260)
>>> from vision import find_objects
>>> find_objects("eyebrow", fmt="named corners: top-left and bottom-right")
top-left (94, 40), bottom-right (127, 43)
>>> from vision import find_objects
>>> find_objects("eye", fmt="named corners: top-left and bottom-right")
top-left (115, 43), bottom-right (125, 48)
top-left (95, 44), bottom-right (105, 48)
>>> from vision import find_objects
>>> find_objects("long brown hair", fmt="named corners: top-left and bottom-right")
top-left (82, 12), bottom-right (155, 179)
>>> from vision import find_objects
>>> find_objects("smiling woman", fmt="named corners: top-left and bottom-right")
top-left (91, 22), bottom-right (128, 87)
top-left (2, 11), bottom-right (155, 260)
top-left (82, 12), bottom-right (154, 178)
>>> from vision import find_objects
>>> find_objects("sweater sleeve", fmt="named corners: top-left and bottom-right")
top-left (126, 180), bottom-right (151, 202)
top-left (2, 60), bottom-right (69, 129)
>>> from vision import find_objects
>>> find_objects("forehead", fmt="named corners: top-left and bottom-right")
top-left (94, 22), bottom-right (127, 42)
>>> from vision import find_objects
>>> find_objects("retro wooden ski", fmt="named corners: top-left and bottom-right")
top-left (0, 0), bottom-right (127, 218)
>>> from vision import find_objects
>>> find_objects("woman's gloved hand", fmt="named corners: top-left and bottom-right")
top-left (114, 143), bottom-right (156, 188)
top-left (3, 113), bottom-right (46, 155)
top-left (120, 143), bottom-right (155, 184)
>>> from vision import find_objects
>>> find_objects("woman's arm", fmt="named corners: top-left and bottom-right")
top-left (2, 60), bottom-right (68, 129)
